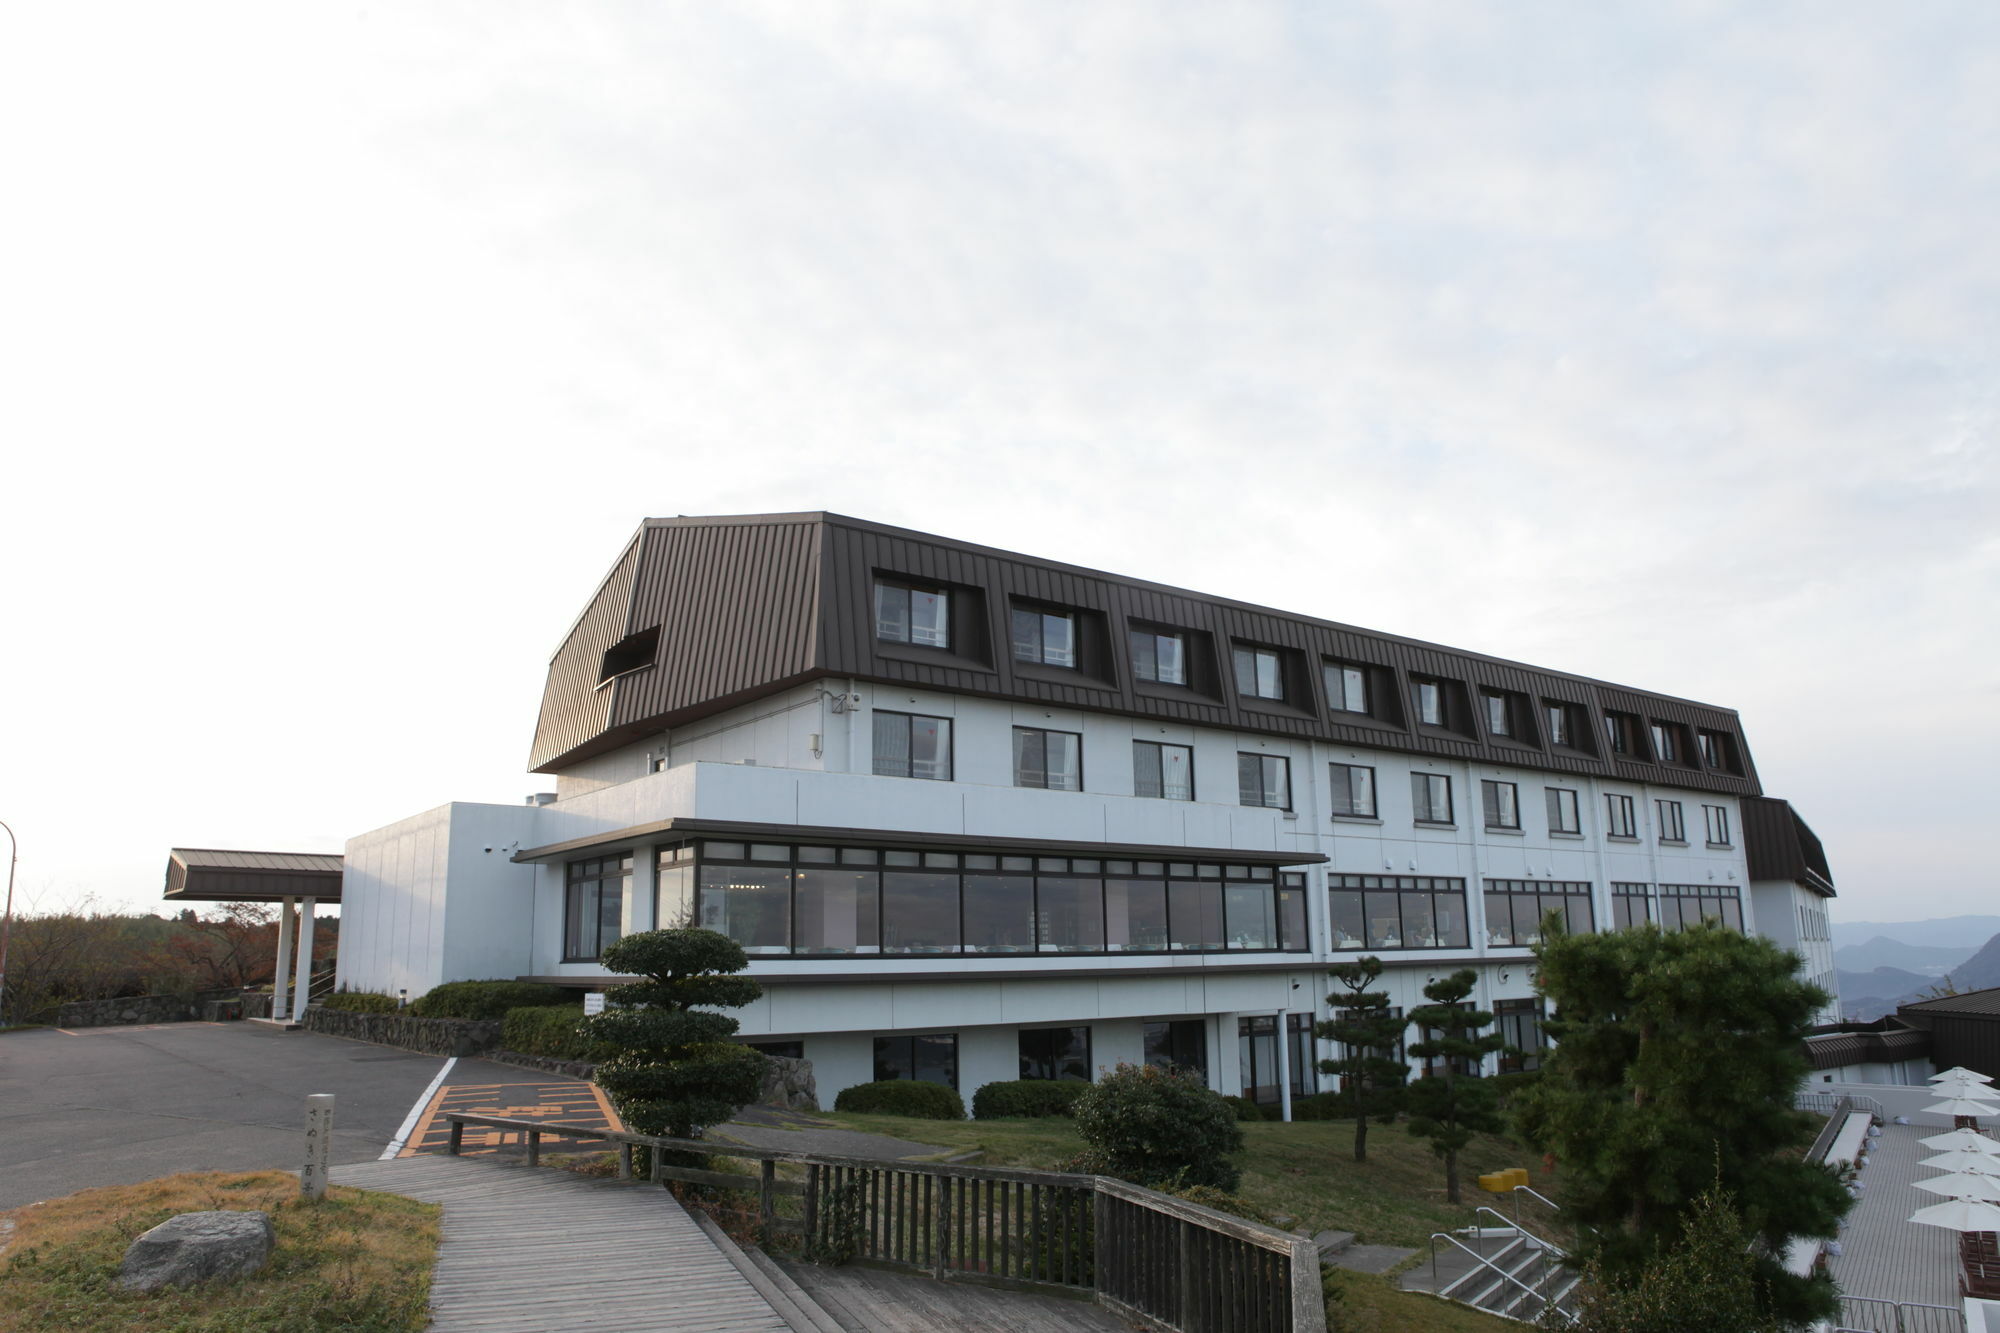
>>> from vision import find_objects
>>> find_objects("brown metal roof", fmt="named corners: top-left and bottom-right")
top-left (164, 848), bottom-right (343, 903)
top-left (1900, 986), bottom-right (2000, 1018)
top-left (1742, 797), bottom-right (1835, 896)
top-left (1805, 1025), bottom-right (1931, 1070)
top-left (525, 513), bottom-right (1767, 798)
top-left (511, 816), bottom-right (1328, 868)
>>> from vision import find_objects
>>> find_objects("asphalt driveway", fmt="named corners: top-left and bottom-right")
top-left (0, 1021), bottom-right (580, 1209)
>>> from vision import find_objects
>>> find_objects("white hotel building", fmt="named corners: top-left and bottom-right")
top-left (334, 513), bottom-right (1840, 1109)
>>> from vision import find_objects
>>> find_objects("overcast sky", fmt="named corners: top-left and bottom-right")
top-left (2, 3), bottom-right (1994, 929)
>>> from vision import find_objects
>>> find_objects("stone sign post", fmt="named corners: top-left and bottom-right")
top-left (302, 1093), bottom-right (334, 1201)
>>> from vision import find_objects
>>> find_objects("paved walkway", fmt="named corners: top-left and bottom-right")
top-left (1828, 1121), bottom-right (1962, 1309)
top-left (332, 1154), bottom-right (790, 1332)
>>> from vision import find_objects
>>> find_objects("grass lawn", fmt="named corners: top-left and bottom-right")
top-left (0, 1171), bottom-right (440, 1332)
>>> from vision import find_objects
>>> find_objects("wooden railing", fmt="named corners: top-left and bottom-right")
top-left (439, 1112), bottom-right (1325, 1333)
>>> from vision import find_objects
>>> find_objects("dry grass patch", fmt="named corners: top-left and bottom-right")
top-left (0, 1170), bottom-right (439, 1332)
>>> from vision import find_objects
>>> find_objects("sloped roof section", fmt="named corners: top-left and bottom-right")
top-left (164, 848), bottom-right (343, 902)
top-left (1742, 797), bottom-right (1835, 897)
top-left (1901, 986), bottom-right (2000, 1018)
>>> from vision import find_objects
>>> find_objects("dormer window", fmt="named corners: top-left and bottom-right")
top-left (1604, 711), bottom-right (1642, 756)
top-left (1012, 608), bottom-right (1078, 668)
top-left (1233, 645), bottom-right (1285, 701)
top-left (1326, 662), bottom-right (1369, 714)
top-left (1412, 678), bottom-right (1445, 727)
top-left (1130, 628), bottom-right (1187, 685)
top-left (598, 627), bottom-right (659, 684)
top-left (1697, 728), bottom-right (1740, 773)
top-left (875, 581), bottom-right (950, 649)
top-left (1650, 723), bottom-right (1678, 764)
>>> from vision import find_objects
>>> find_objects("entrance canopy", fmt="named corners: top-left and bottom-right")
top-left (164, 848), bottom-right (343, 904)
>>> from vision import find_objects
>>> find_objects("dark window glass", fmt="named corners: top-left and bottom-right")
top-left (1612, 885), bottom-right (1652, 931)
top-left (881, 871), bottom-right (961, 954)
top-left (1484, 880), bottom-right (1596, 944)
top-left (1412, 678), bottom-right (1444, 726)
top-left (1037, 876), bottom-right (1105, 951)
top-left (1496, 998), bottom-right (1547, 1073)
top-left (1329, 888), bottom-right (1366, 949)
top-left (1168, 880), bottom-right (1224, 950)
top-left (875, 582), bottom-right (950, 648)
top-left (1223, 884), bottom-right (1277, 950)
top-left (1411, 772), bottom-right (1453, 823)
top-left (1278, 887), bottom-right (1308, 951)
top-left (1131, 630), bottom-right (1187, 685)
top-left (1143, 1019), bottom-right (1207, 1077)
top-left (1012, 608), bottom-right (1077, 668)
top-left (1484, 692), bottom-right (1511, 736)
top-left (1238, 1015), bottom-right (1280, 1105)
top-left (873, 711), bottom-right (953, 781)
top-left (1134, 740), bottom-right (1194, 800)
top-left (1704, 804), bottom-right (1731, 846)
top-left (698, 865), bottom-right (791, 954)
top-left (1019, 1026), bottom-right (1091, 1081)
top-left (1650, 723), bottom-right (1678, 764)
top-left (1013, 727), bottom-right (1082, 791)
top-left (1330, 875), bottom-right (1467, 951)
top-left (1605, 793), bottom-right (1637, 837)
top-left (564, 855), bottom-right (632, 961)
top-left (1657, 799), bottom-right (1686, 842)
top-left (1330, 763), bottom-right (1375, 817)
top-left (1237, 754), bottom-right (1291, 809)
top-left (961, 873), bottom-right (1034, 954)
top-left (1605, 712), bottom-right (1640, 756)
top-left (1660, 885), bottom-right (1743, 934)
top-left (1325, 662), bottom-right (1368, 713)
top-left (598, 627), bottom-right (658, 684)
top-left (794, 868), bottom-right (880, 954)
top-left (1288, 1013), bottom-right (1319, 1096)
top-left (1105, 878), bottom-right (1170, 952)
top-left (1545, 703), bottom-right (1571, 746)
top-left (1482, 781), bottom-right (1520, 829)
top-left (1545, 788), bottom-right (1581, 834)
top-left (1233, 646), bottom-right (1284, 700)
top-left (655, 860), bottom-right (694, 931)
top-left (874, 1033), bottom-right (958, 1088)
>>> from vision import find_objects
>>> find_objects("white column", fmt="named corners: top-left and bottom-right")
top-left (1275, 1008), bottom-right (1294, 1123)
top-left (272, 897), bottom-right (297, 1020)
top-left (294, 898), bottom-right (317, 1017)
top-left (623, 849), bottom-right (655, 938)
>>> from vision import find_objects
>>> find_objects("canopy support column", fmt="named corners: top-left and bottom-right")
top-left (293, 897), bottom-right (317, 1018)
top-left (272, 897), bottom-right (297, 1020)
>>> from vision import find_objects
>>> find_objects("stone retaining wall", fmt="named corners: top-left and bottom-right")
top-left (301, 1007), bottom-right (502, 1056)
top-left (46, 989), bottom-right (244, 1028)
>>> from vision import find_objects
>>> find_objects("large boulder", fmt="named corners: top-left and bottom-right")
top-left (759, 1055), bottom-right (819, 1112)
top-left (118, 1211), bottom-right (275, 1292)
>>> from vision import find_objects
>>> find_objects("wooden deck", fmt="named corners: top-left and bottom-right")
top-left (776, 1259), bottom-right (1130, 1333)
top-left (332, 1155), bottom-right (791, 1332)
top-left (1827, 1121), bottom-right (1963, 1309)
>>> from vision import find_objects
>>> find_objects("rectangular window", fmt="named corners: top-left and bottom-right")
top-left (1223, 882), bottom-right (1278, 950)
top-left (1605, 712), bottom-right (1640, 756)
top-left (1660, 885), bottom-right (1744, 934)
top-left (1605, 793), bottom-right (1637, 838)
top-left (1412, 678), bottom-right (1445, 727)
top-left (1612, 883), bottom-right (1652, 931)
top-left (655, 852), bottom-right (695, 930)
top-left (698, 864), bottom-right (791, 954)
top-left (1288, 1013), bottom-right (1320, 1097)
top-left (1650, 724), bottom-right (1678, 764)
top-left (1012, 608), bottom-right (1077, 668)
top-left (1481, 780), bottom-right (1520, 830)
top-left (873, 711), bottom-right (953, 781)
top-left (1697, 729), bottom-right (1736, 772)
top-left (1545, 788), bottom-right (1581, 835)
top-left (1237, 753), bottom-right (1292, 809)
top-left (1238, 1015), bottom-right (1280, 1105)
top-left (563, 855), bottom-right (631, 961)
top-left (1133, 741), bottom-right (1194, 800)
top-left (1656, 799), bottom-right (1686, 843)
top-left (1330, 762), bottom-right (1376, 818)
top-left (1106, 878), bottom-right (1171, 952)
top-left (1019, 1026), bottom-right (1092, 1082)
top-left (1233, 645), bottom-right (1285, 700)
top-left (1545, 703), bottom-right (1571, 747)
top-left (1704, 804), bottom-right (1732, 846)
top-left (875, 581), bottom-right (949, 649)
top-left (874, 1033), bottom-right (958, 1088)
top-left (1328, 874), bottom-right (1470, 950)
top-left (1325, 662), bottom-right (1369, 714)
top-left (1013, 727), bottom-right (1082, 791)
top-left (1495, 998), bottom-right (1548, 1074)
top-left (1130, 629), bottom-right (1187, 685)
top-left (1143, 1019), bottom-right (1207, 1077)
top-left (880, 871), bottom-right (961, 954)
top-left (1484, 879), bottom-right (1596, 945)
top-left (1036, 875), bottom-right (1105, 951)
top-left (1411, 772), bottom-right (1453, 824)
top-left (962, 873), bottom-right (1034, 954)
top-left (1483, 691), bottom-right (1512, 737)
top-left (1168, 879), bottom-right (1225, 950)
top-left (794, 867), bottom-right (880, 954)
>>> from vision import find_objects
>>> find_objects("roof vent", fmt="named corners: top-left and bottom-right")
top-left (526, 792), bottom-right (558, 806)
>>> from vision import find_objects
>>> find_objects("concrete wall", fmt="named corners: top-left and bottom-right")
top-left (1751, 878), bottom-right (1840, 1023)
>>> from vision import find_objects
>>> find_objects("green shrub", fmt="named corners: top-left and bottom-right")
top-left (1073, 1063), bottom-right (1244, 1192)
top-left (409, 980), bottom-right (572, 1020)
top-left (1222, 1095), bottom-right (1273, 1122)
top-left (501, 1005), bottom-right (613, 1060)
top-left (834, 1079), bottom-right (965, 1120)
top-left (317, 990), bottom-right (398, 1014)
top-left (971, 1079), bottom-right (1089, 1119)
top-left (1288, 1090), bottom-right (1356, 1121)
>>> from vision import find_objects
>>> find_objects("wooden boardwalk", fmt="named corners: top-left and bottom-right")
top-left (332, 1155), bottom-right (791, 1332)
top-left (1827, 1121), bottom-right (1962, 1310)
top-left (777, 1258), bottom-right (1128, 1332)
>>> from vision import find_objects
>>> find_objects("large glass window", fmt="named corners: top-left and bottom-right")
top-left (1168, 879), bottom-right (1225, 950)
top-left (698, 865), bottom-right (791, 954)
top-left (1233, 645), bottom-right (1285, 700)
top-left (1328, 875), bottom-right (1469, 950)
top-left (1019, 1026), bottom-right (1091, 1081)
top-left (1605, 792), bottom-right (1637, 838)
top-left (1330, 763), bottom-right (1376, 817)
top-left (875, 581), bottom-right (949, 649)
top-left (1546, 788), bottom-right (1581, 835)
top-left (1143, 1019), bottom-right (1207, 1077)
top-left (1036, 876), bottom-right (1105, 951)
top-left (1238, 754), bottom-right (1291, 809)
top-left (1612, 883), bottom-right (1653, 930)
top-left (1325, 662), bottom-right (1368, 714)
top-left (881, 871), bottom-right (961, 954)
top-left (875, 1033), bottom-right (958, 1088)
top-left (1013, 727), bottom-right (1082, 791)
top-left (1106, 877), bottom-right (1171, 951)
top-left (1288, 1014), bottom-right (1319, 1097)
top-left (1278, 884), bottom-right (1308, 951)
top-left (1411, 772), bottom-right (1453, 824)
top-left (873, 711), bottom-right (952, 781)
top-left (962, 873), bottom-right (1034, 954)
top-left (794, 867), bottom-right (880, 954)
top-left (655, 845), bottom-right (695, 930)
top-left (1223, 882), bottom-right (1278, 950)
top-left (1481, 780), bottom-right (1520, 830)
top-left (564, 855), bottom-right (631, 961)
top-left (1495, 998), bottom-right (1547, 1073)
top-left (1656, 799), bottom-right (1686, 843)
top-left (1483, 879), bottom-right (1595, 946)
top-left (1131, 629), bottom-right (1187, 685)
top-left (1012, 608), bottom-right (1077, 668)
top-left (1238, 1015), bottom-right (1280, 1105)
top-left (1133, 741), bottom-right (1193, 800)
top-left (1660, 884), bottom-right (1743, 933)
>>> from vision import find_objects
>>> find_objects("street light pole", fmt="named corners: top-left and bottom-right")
top-left (0, 819), bottom-right (16, 1028)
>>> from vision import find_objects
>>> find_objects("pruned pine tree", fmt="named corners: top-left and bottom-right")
top-left (1404, 968), bottom-right (1507, 1203)
top-left (1563, 1185), bottom-right (1790, 1333)
top-left (1315, 957), bottom-right (1411, 1163)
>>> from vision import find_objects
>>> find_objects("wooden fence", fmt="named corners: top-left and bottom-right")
top-left (440, 1111), bottom-right (1324, 1333)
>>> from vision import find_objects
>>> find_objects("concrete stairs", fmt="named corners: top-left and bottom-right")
top-left (1401, 1224), bottom-right (1583, 1324)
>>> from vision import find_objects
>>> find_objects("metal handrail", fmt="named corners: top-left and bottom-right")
top-left (1508, 1184), bottom-right (1563, 1230)
top-left (1471, 1205), bottom-right (1564, 1258)
top-left (1427, 1231), bottom-right (1577, 1326)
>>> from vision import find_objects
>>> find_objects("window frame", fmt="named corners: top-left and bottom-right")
top-left (1411, 677), bottom-right (1446, 727)
top-left (1545, 787), bottom-right (1581, 835)
top-left (563, 854), bottom-right (632, 963)
top-left (1649, 722), bottom-right (1680, 765)
top-left (874, 580), bottom-right (952, 650)
top-left (1018, 1025), bottom-right (1093, 1082)
top-left (1605, 793), bottom-right (1637, 838)
top-left (1237, 753), bottom-right (1293, 810)
top-left (1133, 739), bottom-right (1194, 801)
top-left (1703, 804), bottom-right (1732, 847)
top-left (1232, 644), bottom-right (1287, 702)
top-left (873, 1032), bottom-right (960, 1089)
top-left (1012, 606), bottom-right (1079, 669)
top-left (1482, 690), bottom-right (1513, 738)
top-left (1481, 779), bottom-right (1521, 830)
top-left (1130, 628), bottom-right (1189, 686)
top-left (1325, 661), bottom-right (1370, 715)
top-left (1012, 726), bottom-right (1084, 792)
top-left (871, 710), bottom-right (954, 782)
top-left (1656, 799), bottom-right (1687, 844)
top-left (1328, 874), bottom-right (1471, 951)
top-left (1411, 772), bottom-right (1454, 825)
top-left (1495, 998), bottom-right (1548, 1074)
top-left (1330, 762), bottom-right (1377, 818)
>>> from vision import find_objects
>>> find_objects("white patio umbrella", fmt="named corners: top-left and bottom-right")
top-left (1922, 1128), bottom-right (2000, 1153)
top-left (1918, 1151), bottom-right (2000, 1174)
top-left (1931, 1067), bottom-right (1996, 1083)
top-left (1910, 1197), bottom-right (2000, 1232)
top-left (1912, 1173), bottom-right (2000, 1202)
top-left (1933, 1076), bottom-right (1994, 1095)
top-left (1924, 1096), bottom-right (2000, 1117)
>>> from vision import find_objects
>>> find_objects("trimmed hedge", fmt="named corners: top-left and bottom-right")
top-left (501, 1005), bottom-right (611, 1060)
top-left (318, 991), bottom-right (399, 1014)
top-left (409, 980), bottom-right (572, 1021)
top-left (972, 1079), bottom-right (1089, 1120)
top-left (1076, 1063), bottom-right (1244, 1191)
top-left (834, 1079), bottom-right (965, 1120)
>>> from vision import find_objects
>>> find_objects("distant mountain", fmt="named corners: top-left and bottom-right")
top-left (1838, 965), bottom-right (1934, 1002)
top-left (1947, 933), bottom-right (2000, 994)
top-left (1832, 916), bottom-right (2000, 952)
top-left (1834, 937), bottom-right (1979, 977)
